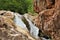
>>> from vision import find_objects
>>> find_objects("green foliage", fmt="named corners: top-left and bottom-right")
top-left (27, 0), bottom-right (34, 13)
top-left (0, 0), bottom-right (33, 14)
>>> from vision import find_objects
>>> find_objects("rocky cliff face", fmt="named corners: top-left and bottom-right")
top-left (33, 0), bottom-right (60, 40)
top-left (34, 0), bottom-right (55, 13)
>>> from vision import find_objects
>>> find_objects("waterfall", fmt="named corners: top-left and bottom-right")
top-left (24, 14), bottom-right (39, 38)
top-left (13, 13), bottom-right (50, 40)
top-left (14, 13), bottom-right (28, 31)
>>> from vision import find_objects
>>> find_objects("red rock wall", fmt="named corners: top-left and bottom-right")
top-left (33, 0), bottom-right (60, 40)
top-left (33, 0), bottom-right (55, 13)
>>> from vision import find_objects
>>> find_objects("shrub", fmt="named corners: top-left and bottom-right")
top-left (0, 0), bottom-right (33, 14)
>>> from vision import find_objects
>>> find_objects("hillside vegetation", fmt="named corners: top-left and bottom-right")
top-left (0, 0), bottom-right (33, 14)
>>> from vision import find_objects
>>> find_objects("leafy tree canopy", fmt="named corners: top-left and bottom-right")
top-left (0, 0), bottom-right (33, 14)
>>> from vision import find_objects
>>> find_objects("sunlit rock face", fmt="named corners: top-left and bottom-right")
top-left (0, 10), bottom-right (15, 19)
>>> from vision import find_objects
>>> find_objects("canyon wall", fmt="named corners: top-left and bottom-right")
top-left (34, 0), bottom-right (60, 40)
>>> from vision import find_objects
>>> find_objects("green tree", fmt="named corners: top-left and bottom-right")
top-left (0, 0), bottom-right (33, 14)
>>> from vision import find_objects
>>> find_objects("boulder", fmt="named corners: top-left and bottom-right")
top-left (0, 10), bottom-right (14, 19)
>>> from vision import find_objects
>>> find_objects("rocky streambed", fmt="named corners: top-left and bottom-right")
top-left (0, 10), bottom-right (51, 40)
top-left (0, 7), bottom-right (60, 40)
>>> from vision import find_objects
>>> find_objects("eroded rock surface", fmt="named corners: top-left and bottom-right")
top-left (33, 0), bottom-right (60, 40)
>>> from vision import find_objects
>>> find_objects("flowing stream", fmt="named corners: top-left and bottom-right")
top-left (14, 13), bottom-right (28, 30)
top-left (13, 13), bottom-right (50, 40)
top-left (24, 14), bottom-right (39, 38)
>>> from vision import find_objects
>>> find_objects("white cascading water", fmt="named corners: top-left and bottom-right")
top-left (14, 13), bottom-right (28, 31)
top-left (13, 13), bottom-right (50, 40)
top-left (24, 14), bottom-right (39, 38)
